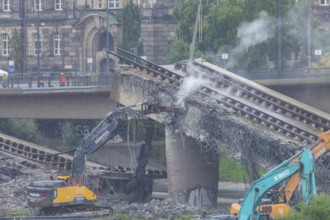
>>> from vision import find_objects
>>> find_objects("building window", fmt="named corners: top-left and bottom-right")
top-left (2, 0), bottom-right (11, 11)
top-left (94, 0), bottom-right (102, 9)
top-left (2, 34), bottom-right (9, 56)
top-left (34, 0), bottom-right (43, 11)
top-left (54, 34), bottom-right (61, 55)
top-left (108, 0), bottom-right (119, 9)
top-left (34, 35), bottom-right (41, 56)
top-left (320, 0), bottom-right (329, 5)
top-left (54, 0), bottom-right (63, 10)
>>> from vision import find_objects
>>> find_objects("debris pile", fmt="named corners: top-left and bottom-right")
top-left (0, 152), bottom-right (228, 219)
top-left (110, 198), bottom-right (227, 219)
top-left (0, 153), bottom-right (49, 211)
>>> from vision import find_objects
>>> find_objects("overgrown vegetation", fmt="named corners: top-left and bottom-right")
top-left (279, 194), bottom-right (330, 220)
top-left (219, 150), bottom-right (266, 183)
top-left (9, 28), bottom-right (24, 73)
top-left (119, 0), bottom-right (143, 55)
top-left (107, 214), bottom-right (192, 220)
top-left (36, 119), bottom-right (98, 151)
top-left (219, 150), bottom-right (246, 182)
top-left (4, 208), bottom-right (32, 216)
top-left (0, 118), bottom-right (40, 143)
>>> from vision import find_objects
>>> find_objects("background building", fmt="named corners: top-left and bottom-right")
top-left (1, 0), bottom-right (328, 75)
top-left (0, 0), bottom-right (180, 75)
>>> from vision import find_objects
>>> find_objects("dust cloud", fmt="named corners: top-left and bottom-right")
top-left (226, 11), bottom-right (275, 68)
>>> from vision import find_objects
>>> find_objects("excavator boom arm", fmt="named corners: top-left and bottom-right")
top-left (238, 148), bottom-right (317, 220)
top-left (71, 103), bottom-right (178, 177)
top-left (282, 130), bottom-right (330, 203)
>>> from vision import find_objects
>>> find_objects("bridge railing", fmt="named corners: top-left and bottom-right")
top-left (231, 67), bottom-right (330, 80)
top-left (113, 47), bottom-right (330, 81)
top-left (0, 72), bottom-right (112, 89)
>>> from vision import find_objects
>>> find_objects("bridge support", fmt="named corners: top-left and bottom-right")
top-left (165, 126), bottom-right (219, 207)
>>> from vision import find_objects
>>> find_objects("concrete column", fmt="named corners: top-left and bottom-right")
top-left (165, 126), bottom-right (219, 207)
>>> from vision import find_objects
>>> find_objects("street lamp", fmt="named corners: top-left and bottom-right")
top-left (308, 0), bottom-right (311, 72)
top-left (106, 4), bottom-right (110, 72)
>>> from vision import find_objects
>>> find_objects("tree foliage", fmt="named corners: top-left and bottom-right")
top-left (0, 119), bottom-right (40, 143)
top-left (166, 39), bottom-right (190, 63)
top-left (319, 54), bottom-right (330, 67)
top-left (9, 29), bottom-right (24, 73)
top-left (169, 0), bottom-right (326, 70)
top-left (119, 0), bottom-right (142, 55)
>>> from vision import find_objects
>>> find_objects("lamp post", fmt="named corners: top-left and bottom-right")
top-left (277, 0), bottom-right (282, 76)
top-left (307, 0), bottom-right (311, 72)
top-left (37, 4), bottom-right (40, 87)
top-left (106, 4), bottom-right (110, 72)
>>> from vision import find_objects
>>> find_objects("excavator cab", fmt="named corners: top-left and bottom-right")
top-left (27, 180), bottom-right (68, 208)
top-left (27, 175), bottom-right (98, 214)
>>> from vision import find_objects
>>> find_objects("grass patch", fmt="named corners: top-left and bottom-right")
top-left (219, 151), bottom-right (246, 182)
top-left (219, 150), bottom-right (267, 183)
top-left (151, 140), bottom-right (166, 168)
top-left (106, 214), bottom-right (151, 220)
top-left (5, 208), bottom-right (31, 216)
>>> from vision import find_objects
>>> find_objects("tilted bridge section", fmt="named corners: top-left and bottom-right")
top-left (106, 48), bottom-right (330, 206)
top-left (109, 48), bottom-right (330, 145)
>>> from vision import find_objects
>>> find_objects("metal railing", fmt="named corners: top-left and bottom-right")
top-left (0, 72), bottom-right (113, 89)
top-left (233, 67), bottom-right (330, 80)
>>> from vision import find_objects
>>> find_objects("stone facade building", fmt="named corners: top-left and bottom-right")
top-left (1, 0), bottom-right (328, 75)
top-left (0, 0), bottom-right (180, 75)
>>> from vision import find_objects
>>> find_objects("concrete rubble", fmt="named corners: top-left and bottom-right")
top-left (0, 152), bottom-right (228, 219)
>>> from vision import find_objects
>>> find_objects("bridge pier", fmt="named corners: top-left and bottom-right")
top-left (165, 126), bottom-right (219, 208)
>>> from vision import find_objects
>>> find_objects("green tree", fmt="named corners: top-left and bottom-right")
top-left (170, 0), bottom-right (317, 70)
top-left (0, 119), bottom-right (40, 143)
top-left (119, 0), bottom-right (142, 55)
top-left (166, 39), bottom-right (190, 63)
top-left (9, 29), bottom-right (24, 73)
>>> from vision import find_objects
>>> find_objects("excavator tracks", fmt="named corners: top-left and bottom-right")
top-left (109, 48), bottom-right (330, 145)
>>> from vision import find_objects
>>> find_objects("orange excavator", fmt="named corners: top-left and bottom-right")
top-left (230, 130), bottom-right (330, 219)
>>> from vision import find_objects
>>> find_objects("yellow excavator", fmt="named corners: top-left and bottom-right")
top-left (230, 130), bottom-right (330, 219)
top-left (27, 103), bottom-right (178, 216)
